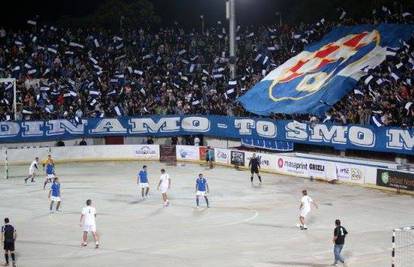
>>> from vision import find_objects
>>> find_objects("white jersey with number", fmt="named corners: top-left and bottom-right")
top-left (301, 195), bottom-right (313, 212)
top-left (159, 173), bottom-right (170, 193)
top-left (82, 206), bottom-right (96, 226)
top-left (160, 173), bottom-right (170, 187)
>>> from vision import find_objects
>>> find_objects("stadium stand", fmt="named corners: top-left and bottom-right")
top-left (0, 5), bottom-right (413, 127)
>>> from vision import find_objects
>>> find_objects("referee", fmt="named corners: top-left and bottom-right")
top-left (248, 153), bottom-right (262, 184)
top-left (333, 219), bottom-right (348, 266)
top-left (1, 218), bottom-right (16, 267)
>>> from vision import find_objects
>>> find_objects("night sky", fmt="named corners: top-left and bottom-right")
top-left (2, 0), bottom-right (411, 29)
top-left (0, 0), bottom-right (285, 28)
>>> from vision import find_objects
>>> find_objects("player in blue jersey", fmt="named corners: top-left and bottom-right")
top-left (138, 165), bottom-right (150, 199)
top-left (43, 155), bottom-right (55, 189)
top-left (48, 177), bottom-right (61, 213)
top-left (195, 173), bottom-right (209, 208)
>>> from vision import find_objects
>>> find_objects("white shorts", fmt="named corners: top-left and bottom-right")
top-left (196, 191), bottom-right (207, 197)
top-left (29, 168), bottom-right (36, 175)
top-left (47, 174), bottom-right (55, 179)
top-left (300, 209), bottom-right (310, 218)
top-left (83, 224), bottom-right (96, 232)
top-left (140, 183), bottom-right (149, 189)
top-left (160, 186), bottom-right (169, 194)
top-left (50, 196), bottom-right (61, 202)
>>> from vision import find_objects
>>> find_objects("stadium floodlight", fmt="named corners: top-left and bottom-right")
top-left (0, 78), bottom-right (17, 120)
top-left (275, 11), bottom-right (282, 26)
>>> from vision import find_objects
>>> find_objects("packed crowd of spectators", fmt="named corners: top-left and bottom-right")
top-left (0, 6), bottom-right (413, 127)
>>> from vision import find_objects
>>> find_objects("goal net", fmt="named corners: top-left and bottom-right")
top-left (1, 146), bottom-right (51, 179)
top-left (392, 226), bottom-right (414, 267)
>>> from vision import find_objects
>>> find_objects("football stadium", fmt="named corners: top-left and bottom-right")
top-left (0, 0), bottom-right (414, 266)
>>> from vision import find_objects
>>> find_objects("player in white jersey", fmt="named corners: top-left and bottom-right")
top-left (157, 169), bottom-right (171, 207)
top-left (79, 199), bottom-right (99, 248)
top-left (297, 190), bottom-right (318, 230)
top-left (24, 157), bottom-right (39, 183)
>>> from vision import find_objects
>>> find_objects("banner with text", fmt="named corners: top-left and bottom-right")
top-left (0, 116), bottom-right (413, 154)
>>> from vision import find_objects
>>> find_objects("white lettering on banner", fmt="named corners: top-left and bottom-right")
top-left (47, 120), bottom-right (86, 135)
top-left (22, 121), bottom-right (44, 137)
top-left (181, 117), bottom-right (210, 132)
top-left (234, 119), bottom-right (255, 134)
top-left (1, 116), bottom-right (413, 154)
top-left (0, 122), bottom-right (20, 137)
top-left (310, 124), bottom-right (347, 144)
top-left (349, 126), bottom-right (375, 147)
top-left (89, 119), bottom-right (127, 134)
top-left (285, 121), bottom-right (307, 140)
top-left (129, 117), bottom-right (180, 133)
top-left (256, 121), bottom-right (277, 138)
top-left (387, 129), bottom-right (414, 150)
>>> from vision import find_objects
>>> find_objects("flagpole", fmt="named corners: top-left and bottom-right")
top-left (227, 0), bottom-right (237, 79)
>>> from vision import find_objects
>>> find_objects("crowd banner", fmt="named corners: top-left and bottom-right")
top-left (239, 24), bottom-right (414, 116)
top-left (0, 115), bottom-right (413, 154)
top-left (377, 169), bottom-right (414, 191)
top-left (176, 145), bottom-right (200, 161)
top-left (241, 137), bottom-right (294, 151)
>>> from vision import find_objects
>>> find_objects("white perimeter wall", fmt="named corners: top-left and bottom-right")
top-left (1, 145), bottom-right (160, 165)
top-left (175, 145), bottom-right (399, 186)
top-left (0, 143), bottom-right (402, 187)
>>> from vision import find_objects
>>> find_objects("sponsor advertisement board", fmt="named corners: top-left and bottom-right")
top-left (133, 145), bottom-right (160, 160)
top-left (244, 152), bottom-right (273, 170)
top-left (335, 164), bottom-right (364, 183)
top-left (377, 169), bottom-right (414, 191)
top-left (276, 156), bottom-right (327, 178)
top-left (199, 146), bottom-right (208, 161)
top-left (230, 151), bottom-right (245, 166)
top-left (214, 148), bottom-right (230, 164)
top-left (277, 157), bottom-right (308, 176)
top-left (308, 161), bottom-right (327, 178)
top-left (176, 145), bottom-right (200, 161)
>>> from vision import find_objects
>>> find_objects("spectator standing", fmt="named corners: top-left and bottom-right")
top-left (79, 138), bottom-right (87, 146)
top-left (56, 140), bottom-right (65, 147)
top-left (147, 137), bottom-right (154, 144)
top-left (333, 219), bottom-right (348, 266)
top-left (194, 136), bottom-right (200, 146)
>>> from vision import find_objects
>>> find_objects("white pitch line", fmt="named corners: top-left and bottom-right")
top-left (216, 210), bottom-right (259, 227)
